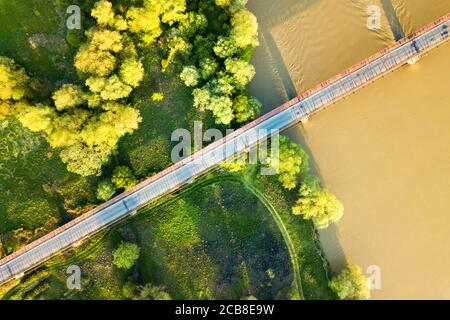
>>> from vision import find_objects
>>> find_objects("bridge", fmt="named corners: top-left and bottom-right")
top-left (0, 13), bottom-right (449, 285)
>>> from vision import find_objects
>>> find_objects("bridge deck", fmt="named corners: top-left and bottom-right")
top-left (0, 13), bottom-right (449, 285)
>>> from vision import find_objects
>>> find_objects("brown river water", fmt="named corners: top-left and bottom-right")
top-left (248, 0), bottom-right (450, 299)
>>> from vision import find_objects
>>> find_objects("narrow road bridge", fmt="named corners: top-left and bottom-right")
top-left (0, 13), bottom-right (448, 285)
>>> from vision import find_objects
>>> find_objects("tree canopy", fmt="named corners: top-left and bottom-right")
top-left (0, 56), bottom-right (30, 101)
top-left (330, 264), bottom-right (370, 300)
top-left (112, 242), bottom-right (140, 270)
top-left (112, 166), bottom-right (138, 191)
top-left (292, 178), bottom-right (344, 229)
top-left (96, 179), bottom-right (117, 202)
top-left (267, 136), bottom-right (309, 190)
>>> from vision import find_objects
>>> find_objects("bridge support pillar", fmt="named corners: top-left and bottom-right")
top-left (130, 210), bottom-right (137, 216)
top-left (301, 116), bottom-right (309, 124)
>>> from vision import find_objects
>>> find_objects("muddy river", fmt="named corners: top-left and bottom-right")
top-left (248, 0), bottom-right (450, 299)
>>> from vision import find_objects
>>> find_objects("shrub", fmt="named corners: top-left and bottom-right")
top-left (96, 179), bottom-right (116, 202)
top-left (112, 242), bottom-right (140, 270)
top-left (330, 264), bottom-right (370, 300)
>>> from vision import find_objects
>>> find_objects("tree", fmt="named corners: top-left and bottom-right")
top-left (180, 66), bottom-right (200, 87)
top-left (193, 34), bottom-right (215, 61)
top-left (192, 87), bottom-right (212, 111)
top-left (267, 136), bottom-right (308, 190)
top-left (157, 0), bottom-right (187, 25)
top-left (233, 94), bottom-right (261, 123)
top-left (213, 36), bottom-right (237, 58)
top-left (209, 95), bottom-right (234, 125)
top-left (112, 242), bottom-right (140, 270)
top-left (220, 153), bottom-right (248, 172)
top-left (230, 9), bottom-right (259, 48)
top-left (137, 283), bottom-right (172, 300)
top-left (178, 12), bottom-right (207, 37)
top-left (199, 58), bottom-right (218, 80)
top-left (86, 76), bottom-right (107, 93)
top-left (292, 178), bottom-right (344, 229)
top-left (52, 84), bottom-right (86, 111)
top-left (19, 105), bottom-right (56, 134)
top-left (112, 166), bottom-right (138, 190)
top-left (330, 264), bottom-right (370, 300)
top-left (96, 179), bottom-right (116, 201)
top-left (75, 43), bottom-right (117, 76)
top-left (161, 34), bottom-right (191, 70)
top-left (0, 101), bottom-right (11, 120)
top-left (119, 58), bottom-right (145, 87)
top-left (225, 58), bottom-right (256, 88)
top-left (99, 75), bottom-right (133, 100)
top-left (126, 4), bottom-right (162, 44)
top-left (20, 102), bottom-right (142, 177)
top-left (0, 56), bottom-right (30, 101)
top-left (215, 0), bottom-right (232, 8)
top-left (209, 74), bottom-right (235, 96)
top-left (91, 0), bottom-right (115, 26)
top-left (59, 143), bottom-right (114, 176)
top-left (86, 28), bottom-right (123, 53)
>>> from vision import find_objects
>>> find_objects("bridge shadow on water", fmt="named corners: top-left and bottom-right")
top-left (247, 0), bottom-right (348, 274)
top-left (380, 0), bottom-right (406, 40)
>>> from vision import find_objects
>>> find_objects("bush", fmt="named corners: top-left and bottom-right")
top-left (330, 264), bottom-right (370, 300)
top-left (112, 242), bottom-right (140, 270)
top-left (151, 92), bottom-right (164, 102)
top-left (66, 30), bottom-right (84, 48)
top-left (96, 179), bottom-right (116, 202)
top-left (292, 177), bottom-right (344, 229)
top-left (112, 166), bottom-right (138, 191)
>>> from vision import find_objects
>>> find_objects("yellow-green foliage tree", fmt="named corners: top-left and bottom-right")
top-left (180, 66), bottom-right (200, 87)
top-left (98, 75), bottom-right (133, 100)
top-left (220, 153), bottom-right (249, 172)
top-left (91, 0), bottom-right (115, 26)
top-left (267, 136), bottom-right (309, 190)
top-left (330, 264), bottom-right (370, 300)
top-left (112, 242), bottom-right (140, 270)
top-left (230, 9), bottom-right (259, 48)
top-left (126, 0), bottom-right (187, 45)
top-left (112, 166), bottom-right (138, 191)
top-left (233, 94), bottom-right (261, 123)
top-left (75, 43), bottom-right (117, 77)
top-left (52, 84), bottom-right (86, 111)
top-left (96, 179), bottom-right (116, 202)
top-left (119, 58), bottom-right (145, 87)
top-left (292, 177), bottom-right (344, 229)
top-left (0, 56), bottom-right (29, 101)
top-left (225, 58), bottom-right (255, 88)
top-left (20, 103), bottom-right (142, 176)
top-left (0, 56), bottom-right (30, 120)
top-left (19, 1), bottom-right (146, 176)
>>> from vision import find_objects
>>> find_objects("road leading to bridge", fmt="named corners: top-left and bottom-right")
top-left (0, 13), bottom-right (449, 285)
